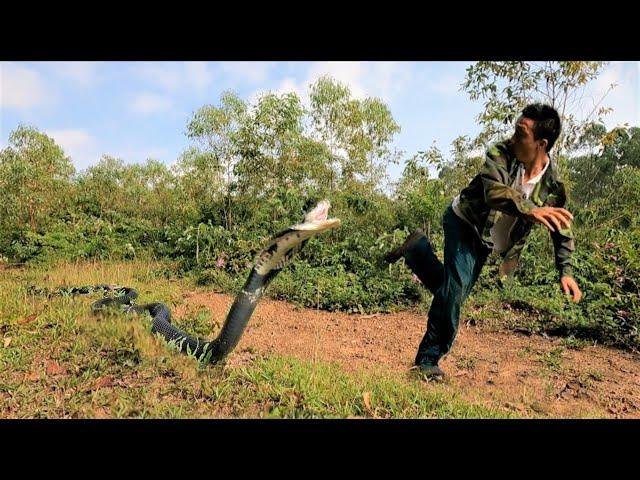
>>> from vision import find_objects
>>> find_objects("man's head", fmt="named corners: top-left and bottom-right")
top-left (510, 103), bottom-right (561, 165)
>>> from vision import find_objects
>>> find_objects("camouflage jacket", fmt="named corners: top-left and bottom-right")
top-left (454, 140), bottom-right (575, 279)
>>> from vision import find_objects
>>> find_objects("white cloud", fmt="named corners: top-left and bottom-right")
top-left (276, 77), bottom-right (307, 98)
top-left (220, 62), bottom-right (272, 84)
top-left (597, 61), bottom-right (638, 128)
top-left (46, 128), bottom-right (97, 169)
top-left (246, 89), bottom-right (263, 107)
top-left (567, 61), bottom-right (638, 129)
top-left (185, 62), bottom-right (214, 90)
top-left (255, 62), bottom-right (416, 108)
top-left (245, 76), bottom-right (308, 111)
top-left (244, 63), bottom-right (355, 106)
top-left (369, 62), bottom-right (414, 99)
top-left (0, 62), bottom-right (51, 110)
top-left (424, 72), bottom-right (465, 95)
top-left (307, 62), bottom-right (416, 103)
top-left (306, 61), bottom-right (367, 99)
top-left (133, 62), bottom-right (214, 92)
top-left (50, 61), bottom-right (100, 87)
top-left (130, 93), bottom-right (174, 114)
top-left (135, 63), bottom-right (183, 91)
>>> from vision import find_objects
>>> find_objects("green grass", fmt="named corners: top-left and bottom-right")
top-left (455, 355), bottom-right (478, 371)
top-left (539, 347), bottom-right (565, 373)
top-left (0, 260), bottom-right (511, 419)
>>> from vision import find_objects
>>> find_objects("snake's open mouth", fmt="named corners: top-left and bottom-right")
top-left (292, 199), bottom-right (341, 231)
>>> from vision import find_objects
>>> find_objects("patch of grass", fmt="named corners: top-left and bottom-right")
top-left (516, 346), bottom-right (534, 359)
top-left (176, 304), bottom-right (219, 339)
top-left (539, 347), bottom-right (565, 373)
top-left (455, 355), bottom-right (477, 371)
top-left (230, 355), bottom-right (510, 419)
top-left (0, 260), bottom-right (511, 419)
top-left (588, 370), bottom-right (604, 382)
top-left (582, 370), bottom-right (604, 383)
top-left (560, 336), bottom-right (591, 351)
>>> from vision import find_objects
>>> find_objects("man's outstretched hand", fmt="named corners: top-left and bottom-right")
top-left (527, 206), bottom-right (573, 232)
top-left (561, 276), bottom-right (582, 303)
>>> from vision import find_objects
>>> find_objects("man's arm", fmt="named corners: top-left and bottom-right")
top-left (479, 145), bottom-right (575, 232)
top-left (551, 226), bottom-right (575, 278)
top-left (479, 143), bottom-right (581, 301)
top-left (549, 185), bottom-right (582, 303)
top-left (479, 145), bottom-right (539, 217)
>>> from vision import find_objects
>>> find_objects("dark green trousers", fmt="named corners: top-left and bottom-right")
top-left (404, 204), bottom-right (491, 367)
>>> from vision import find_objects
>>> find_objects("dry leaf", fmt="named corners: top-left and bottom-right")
top-left (93, 376), bottom-right (113, 390)
top-left (3, 337), bottom-right (12, 348)
top-left (26, 371), bottom-right (40, 382)
top-left (94, 407), bottom-right (111, 419)
top-left (18, 314), bottom-right (38, 324)
top-left (46, 361), bottom-right (65, 376)
top-left (363, 391), bottom-right (372, 411)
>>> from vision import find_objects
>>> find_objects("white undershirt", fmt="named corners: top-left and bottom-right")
top-left (452, 159), bottom-right (549, 254)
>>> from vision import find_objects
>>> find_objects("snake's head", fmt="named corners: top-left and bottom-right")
top-left (254, 200), bottom-right (341, 275)
top-left (291, 199), bottom-right (341, 232)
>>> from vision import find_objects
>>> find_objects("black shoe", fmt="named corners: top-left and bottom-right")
top-left (383, 229), bottom-right (426, 264)
top-left (410, 364), bottom-right (446, 381)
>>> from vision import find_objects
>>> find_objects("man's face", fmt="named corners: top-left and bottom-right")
top-left (510, 116), bottom-right (546, 164)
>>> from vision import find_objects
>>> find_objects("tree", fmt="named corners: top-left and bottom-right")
top-left (185, 91), bottom-right (248, 229)
top-left (172, 147), bottom-right (223, 223)
top-left (462, 62), bottom-right (614, 166)
top-left (234, 92), bottom-right (306, 196)
top-left (394, 145), bottom-right (448, 236)
top-left (75, 155), bottom-right (127, 220)
top-left (437, 135), bottom-right (484, 199)
top-left (126, 159), bottom-right (178, 225)
top-left (601, 126), bottom-right (640, 169)
top-left (0, 125), bottom-right (74, 236)
top-left (309, 75), bottom-right (401, 192)
top-left (570, 126), bottom-right (640, 222)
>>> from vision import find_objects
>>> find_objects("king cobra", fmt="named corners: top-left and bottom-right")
top-left (43, 200), bottom-right (340, 364)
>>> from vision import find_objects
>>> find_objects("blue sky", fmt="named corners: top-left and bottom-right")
top-left (1, 61), bottom-right (638, 181)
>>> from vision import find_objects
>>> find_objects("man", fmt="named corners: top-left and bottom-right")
top-left (384, 103), bottom-right (583, 380)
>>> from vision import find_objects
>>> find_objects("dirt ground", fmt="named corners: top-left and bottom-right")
top-left (174, 291), bottom-right (640, 418)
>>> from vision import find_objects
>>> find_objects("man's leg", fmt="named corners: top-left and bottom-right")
top-left (414, 206), bottom-right (490, 371)
top-left (384, 228), bottom-right (444, 295)
top-left (402, 235), bottom-right (445, 296)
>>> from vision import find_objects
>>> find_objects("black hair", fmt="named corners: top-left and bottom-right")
top-left (521, 103), bottom-right (562, 152)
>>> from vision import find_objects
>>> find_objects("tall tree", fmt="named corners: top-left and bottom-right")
top-left (186, 91), bottom-right (248, 229)
top-left (309, 75), bottom-right (400, 192)
top-left (462, 62), bottom-right (614, 167)
top-left (0, 125), bottom-right (74, 235)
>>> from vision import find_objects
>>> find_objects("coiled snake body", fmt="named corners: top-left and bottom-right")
top-left (48, 200), bottom-right (340, 364)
